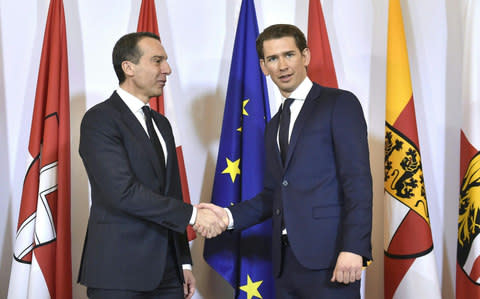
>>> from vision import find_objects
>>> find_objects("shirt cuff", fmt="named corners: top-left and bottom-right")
top-left (189, 206), bottom-right (197, 226)
top-left (182, 264), bottom-right (192, 271)
top-left (225, 208), bottom-right (234, 229)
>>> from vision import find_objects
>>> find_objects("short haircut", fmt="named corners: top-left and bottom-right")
top-left (256, 24), bottom-right (308, 59)
top-left (112, 32), bottom-right (160, 84)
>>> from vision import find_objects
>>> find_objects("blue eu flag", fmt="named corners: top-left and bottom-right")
top-left (203, 0), bottom-right (274, 298)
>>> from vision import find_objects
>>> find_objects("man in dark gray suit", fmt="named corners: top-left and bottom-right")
top-left (78, 32), bottom-right (224, 299)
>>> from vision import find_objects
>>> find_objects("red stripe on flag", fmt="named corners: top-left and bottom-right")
top-left (469, 255), bottom-right (480, 282)
top-left (137, 0), bottom-right (159, 34)
top-left (384, 254), bottom-right (415, 299)
top-left (307, 0), bottom-right (338, 88)
top-left (392, 95), bottom-right (420, 148)
top-left (457, 262), bottom-right (480, 299)
top-left (387, 210), bottom-right (433, 256)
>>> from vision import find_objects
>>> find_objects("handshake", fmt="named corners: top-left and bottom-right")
top-left (193, 203), bottom-right (229, 238)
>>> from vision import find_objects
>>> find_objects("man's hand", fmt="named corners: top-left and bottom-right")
top-left (197, 203), bottom-right (229, 227)
top-left (330, 251), bottom-right (363, 284)
top-left (183, 269), bottom-right (195, 299)
top-left (193, 205), bottom-right (226, 238)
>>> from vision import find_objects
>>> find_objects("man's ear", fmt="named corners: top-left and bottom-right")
top-left (121, 61), bottom-right (135, 78)
top-left (259, 59), bottom-right (269, 76)
top-left (302, 48), bottom-right (311, 68)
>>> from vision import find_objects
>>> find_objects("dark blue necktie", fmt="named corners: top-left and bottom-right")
top-left (279, 98), bottom-right (294, 164)
top-left (142, 106), bottom-right (166, 171)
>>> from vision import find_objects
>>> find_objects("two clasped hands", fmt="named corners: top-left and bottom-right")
top-left (193, 203), bottom-right (228, 239)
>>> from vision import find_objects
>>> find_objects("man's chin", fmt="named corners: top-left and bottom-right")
top-left (149, 90), bottom-right (164, 98)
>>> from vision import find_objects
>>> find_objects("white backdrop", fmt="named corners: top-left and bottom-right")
top-left (0, 0), bottom-right (466, 298)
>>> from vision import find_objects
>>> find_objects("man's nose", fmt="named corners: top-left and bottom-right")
top-left (162, 61), bottom-right (172, 75)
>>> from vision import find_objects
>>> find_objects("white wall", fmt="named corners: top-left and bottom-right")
top-left (0, 0), bottom-right (464, 298)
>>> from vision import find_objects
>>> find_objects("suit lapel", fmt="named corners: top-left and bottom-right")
top-left (284, 84), bottom-right (322, 169)
top-left (110, 93), bottom-right (166, 182)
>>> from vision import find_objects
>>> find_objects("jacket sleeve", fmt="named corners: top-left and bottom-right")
top-left (229, 156), bottom-right (276, 230)
top-left (331, 91), bottom-right (373, 260)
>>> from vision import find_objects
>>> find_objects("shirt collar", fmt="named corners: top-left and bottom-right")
top-left (281, 77), bottom-right (313, 103)
top-left (117, 87), bottom-right (149, 114)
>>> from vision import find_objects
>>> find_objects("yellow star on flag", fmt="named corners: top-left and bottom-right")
top-left (221, 157), bottom-right (241, 183)
top-left (239, 275), bottom-right (263, 299)
top-left (243, 99), bottom-right (250, 116)
top-left (237, 127), bottom-right (242, 132)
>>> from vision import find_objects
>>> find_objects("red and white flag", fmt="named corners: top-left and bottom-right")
top-left (137, 0), bottom-right (196, 240)
top-left (384, 1), bottom-right (441, 298)
top-left (7, 0), bottom-right (72, 298)
top-left (307, 0), bottom-right (338, 88)
top-left (456, 1), bottom-right (480, 298)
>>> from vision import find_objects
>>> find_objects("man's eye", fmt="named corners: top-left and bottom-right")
top-left (267, 57), bottom-right (277, 62)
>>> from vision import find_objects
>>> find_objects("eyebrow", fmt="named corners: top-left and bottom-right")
top-left (265, 50), bottom-right (296, 60)
top-left (151, 55), bottom-right (167, 60)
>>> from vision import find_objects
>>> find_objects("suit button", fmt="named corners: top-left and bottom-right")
top-left (275, 209), bottom-right (280, 215)
top-left (282, 180), bottom-right (288, 187)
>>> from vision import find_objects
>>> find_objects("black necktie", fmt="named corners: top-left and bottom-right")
top-left (142, 106), bottom-right (166, 171)
top-left (279, 98), bottom-right (294, 164)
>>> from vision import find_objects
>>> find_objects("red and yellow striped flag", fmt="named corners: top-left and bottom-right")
top-left (384, 0), bottom-right (441, 298)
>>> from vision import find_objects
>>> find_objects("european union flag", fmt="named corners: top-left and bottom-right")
top-left (203, 0), bottom-right (273, 298)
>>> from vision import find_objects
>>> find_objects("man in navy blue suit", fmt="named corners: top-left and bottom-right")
top-left (78, 32), bottom-right (225, 299)
top-left (198, 24), bottom-right (373, 298)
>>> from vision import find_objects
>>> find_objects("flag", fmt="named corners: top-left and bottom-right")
top-left (307, 0), bottom-right (338, 88)
top-left (7, 0), bottom-right (72, 298)
top-left (137, 0), bottom-right (195, 240)
top-left (383, 0), bottom-right (441, 298)
top-left (457, 1), bottom-right (480, 297)
top-left (203, 0), bottom-right (273, 298)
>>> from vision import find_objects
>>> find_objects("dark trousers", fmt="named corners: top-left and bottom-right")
top-left (275, 237), bottom-right (360, 299)
top-left (87, 242), bottom-right (183, 299)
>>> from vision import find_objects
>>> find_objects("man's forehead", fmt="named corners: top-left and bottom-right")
top-left (263, 37), bottom-right (298, 55)
top-left (138, 37), bottom-right (166, 54)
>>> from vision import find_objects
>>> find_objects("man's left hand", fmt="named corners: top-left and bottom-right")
top-left (330, 251), bottom-right (362, 284)
top-left (183, 269), bottom-right (196, 299)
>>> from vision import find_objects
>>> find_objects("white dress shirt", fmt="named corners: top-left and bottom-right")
top-left (117, 87), bottom-right (168, 163)
top-left (277, 77), bottom-right (313, 145)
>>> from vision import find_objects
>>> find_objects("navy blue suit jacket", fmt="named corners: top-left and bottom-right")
top-left (77, 92), bottom-right (193, 291)
top-left (229, 83), bottom-right (373, 276)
